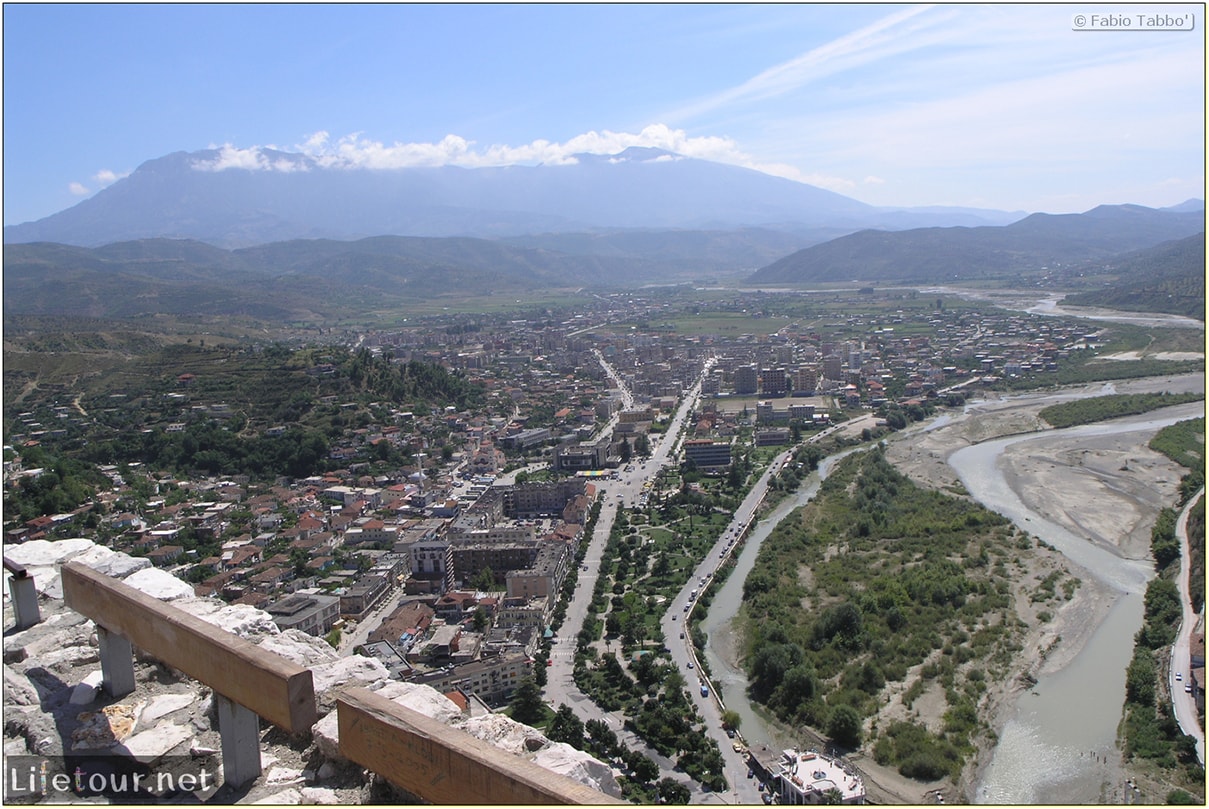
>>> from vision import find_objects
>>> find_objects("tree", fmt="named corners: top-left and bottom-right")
top-left (472, 606), bottom-right (489, 632)
top-left (827, 704), bottom-right (863, 749)
top-left (547, 704), bottom-right (586, 749)
top-left (508, 677), bottom-right (546, 725)
top-left (720, 709), bottom-right (742, 732)
top-left (657, 777), bottom-right (691, 804)
top-left (472, 567), bottom-right (496, 591)
top-left (629, 752), bottom-right (660, 783)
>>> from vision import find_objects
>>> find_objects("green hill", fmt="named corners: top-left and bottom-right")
top-left (1061, 233), bottom-right (1205, 320)
top-left (746, 204), bottom-right (1204, 285)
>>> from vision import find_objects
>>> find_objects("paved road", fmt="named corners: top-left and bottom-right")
top-left (1170, 486), bottom-right (1205, 765)
top-left (546, 356), bottom-right (720, 797)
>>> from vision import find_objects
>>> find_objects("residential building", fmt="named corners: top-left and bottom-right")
top-left (683, 439), bottom-right (733, 472)
top-left (265, 593), bottom-right (341, 637)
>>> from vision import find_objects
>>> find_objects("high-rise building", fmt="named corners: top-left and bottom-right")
top-left (793, 366), bottom-right (818, 395)
top-left (760, 368), bottom-right (788, 396)
top-left (733, 364), bottom-right (758, 395)
top-left (823, 354), bottom-right (843, 381)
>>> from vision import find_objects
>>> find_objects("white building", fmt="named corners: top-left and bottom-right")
top-left (773, 749), bottom-right (865, 805)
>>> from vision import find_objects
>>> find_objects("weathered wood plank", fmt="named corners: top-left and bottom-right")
top-left (336, 687), bottom-right (621, 805)
top-left (60, 561), bottom-right (316, 734)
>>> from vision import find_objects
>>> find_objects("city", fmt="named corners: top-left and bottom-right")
top-left (4, 286), bottom-right (1204, 803)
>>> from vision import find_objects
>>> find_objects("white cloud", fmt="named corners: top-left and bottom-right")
top-left (92, 169), bottom-right (126, 185)
top-left (188, 124), bottom-right (800, 181)
top-left (68, 182), bottom-right (89, 195)
top-left (195, 144), bottom-right (271, 171)
top-left (864, 176), bottom-right (885, 185)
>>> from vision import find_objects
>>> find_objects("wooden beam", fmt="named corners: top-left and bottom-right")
top-left (336, 687), bottom-right (621, 805)
top-left (60, 561), bottom-right (316, 734)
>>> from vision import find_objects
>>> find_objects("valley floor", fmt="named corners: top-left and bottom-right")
top-left (715, 373), bottom-right (1202, 804)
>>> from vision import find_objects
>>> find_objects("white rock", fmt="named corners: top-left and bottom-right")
top-left (70, 545), bottom-right (152, 579)
top-left (169, 597), bottom-right (226, 620)
top-left (22, 566), bottom-right (63, 597)
top-left (140, 693), bottom-right (196, 725)
top-left (33, 643), bottom-right (100, 670)
top-left (4, 538), bottom-right (96, 567)
top-left (265, 766), bottom-right (304, 785)
top-left (257, 630), bottom-right (338, 667)
top-left (198, 604), bottom-right (279, 638)
top-left (3, 665), bottom-right (41, 706)
top-left (460, 713), bottom-right (548, 755)
top-left (531, 741), bottom-right (623, 798)
top-left (68, 670), bottom-right (105, 705)
top-left (253, 788), bottom-right (301, 804)
top-left (121, 721), bottom-right (193, 763)
top-left (312, 712), bottom-right (341, 760)
top-left (21, 620), bottom-right (95, 658)
top-left (122, 568), bottom-right (195, 601)
top-left (311, 656), bottom-right (390, 694)
top-left (4, 738), bottom-right (29, 756)
top-left (371, 681), bottom-right (463, 724)
top-left (299, 787), bottom-right (344, 804)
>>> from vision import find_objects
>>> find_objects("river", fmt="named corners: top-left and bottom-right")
top-left (697, 449), bottom-right (863, 751)
top-left (699, 398), bottom-right (1203, 801)
top-left (951, 407), bottom-right (1202, 803)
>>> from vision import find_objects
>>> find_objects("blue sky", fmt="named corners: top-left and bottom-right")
top-left (3, 3), bottom-right (1204, 226)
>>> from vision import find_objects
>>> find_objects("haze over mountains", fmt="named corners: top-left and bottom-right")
top-left (5, 146), bottom-right (1024, 248)
top-left (3, 145), bottom-right (1204, 322)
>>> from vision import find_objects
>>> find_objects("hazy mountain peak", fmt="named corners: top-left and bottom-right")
top-left (570, 146), bottom-right (683, 164)
top-left (5, 145), bottom-right (1029, 248)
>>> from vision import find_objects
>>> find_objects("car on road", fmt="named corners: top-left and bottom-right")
top-left (1176, 672), bottom-right (1183, 681)
top-left (687, 661), bottom-right (693, 669)
top-left (1185, 684), bottom-right (1193, 693)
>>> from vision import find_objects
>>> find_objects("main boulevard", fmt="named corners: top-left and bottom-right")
top-left (544, 354), bottom-right (876, 803)
top-left (544, 356), bottom-right (730, 799)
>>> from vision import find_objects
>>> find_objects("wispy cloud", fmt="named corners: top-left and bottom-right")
top-left (68, 182), bottom-right (89, 195)
top-left (665, 4), bottom-right (947, 123)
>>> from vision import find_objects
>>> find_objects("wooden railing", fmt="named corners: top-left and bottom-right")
top-left (337, 687), bottom-right (622, 804)
top-left (60, 561), bottom-right (622, 800)
top-left (61, 561), bottom-right (317, 787)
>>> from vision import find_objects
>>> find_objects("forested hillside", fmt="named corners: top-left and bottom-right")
top-left (1062, 233), bottom-right (1205, 320)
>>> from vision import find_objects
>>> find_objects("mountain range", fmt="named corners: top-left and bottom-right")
top-left (4, 146), bottom-right (1025, 248)
top-left (746, 203), bottom-right (1205, 285)
top-left (3, 145), bottom-right (1204, 323)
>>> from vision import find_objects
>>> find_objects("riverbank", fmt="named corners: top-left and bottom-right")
top-left (883, 376), bottom-right (1202, 802)
top-left (708, 374), bottom-right (1202, 804)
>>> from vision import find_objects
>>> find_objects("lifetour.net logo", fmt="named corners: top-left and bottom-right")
top-left (4, 755), bottom-right (219, 803)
